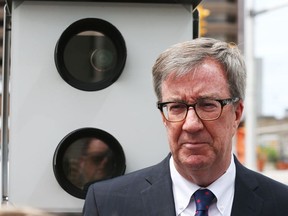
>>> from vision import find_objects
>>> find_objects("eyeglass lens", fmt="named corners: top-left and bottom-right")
top-left (162, 99), bottom-right (222, 121)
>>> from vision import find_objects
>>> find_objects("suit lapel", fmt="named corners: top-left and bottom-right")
top-left (141, 155), bottom-right (176, 216)
top-left (139, 155), bottom-right (266, 216)
top-left (231, 157), bottom-right (264, 216)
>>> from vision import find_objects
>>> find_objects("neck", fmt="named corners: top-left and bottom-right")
top-left (174, 155), bottom-right (232, 187)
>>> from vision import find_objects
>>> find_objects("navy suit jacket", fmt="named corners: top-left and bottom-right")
top-left (83, 154), bottom-right (288, 216)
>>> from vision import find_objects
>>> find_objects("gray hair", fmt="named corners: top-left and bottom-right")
top-left (152, 37), bottom-right (246, 101)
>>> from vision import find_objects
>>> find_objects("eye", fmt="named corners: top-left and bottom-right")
top-left (197, 100), bottom-right (219, 111)
top-left (167, 103), bottom-right (187, 113)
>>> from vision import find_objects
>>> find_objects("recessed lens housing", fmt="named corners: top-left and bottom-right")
top-left (55, 18), bottom-right (127, 91)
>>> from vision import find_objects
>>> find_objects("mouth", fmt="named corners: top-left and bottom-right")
top-left (182, 142), bottom-right (208, 149)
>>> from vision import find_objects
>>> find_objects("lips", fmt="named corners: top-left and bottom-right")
top-left (182, 142), bottom-right (209, 149)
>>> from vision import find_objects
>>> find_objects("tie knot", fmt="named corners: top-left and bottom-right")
top-left (193, 189), bottom-right (215, 211)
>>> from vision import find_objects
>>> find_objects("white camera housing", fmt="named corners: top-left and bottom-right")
top-left (8, 0), bottom-right (196, 212)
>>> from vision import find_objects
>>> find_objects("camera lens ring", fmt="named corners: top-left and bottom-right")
top-left (55, 18), bottom-right (127, 91)
top-left (53, 127), bottom-right (126, 199)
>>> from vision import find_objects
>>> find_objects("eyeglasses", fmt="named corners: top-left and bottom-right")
top-left (85, 152), bottom-right (109, 164)
top-left (157, 97), bottom-right (239, 122)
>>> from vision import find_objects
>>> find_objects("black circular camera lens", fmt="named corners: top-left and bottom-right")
top-left (53, 127), bottom-right (126, 199)
top-left (55, 18), bottom-right (127, 91)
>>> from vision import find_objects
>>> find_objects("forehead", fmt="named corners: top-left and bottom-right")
top-left (162, 59), bottom-right (229, 100)
top-left (87, 139), bottom-right (108, 152)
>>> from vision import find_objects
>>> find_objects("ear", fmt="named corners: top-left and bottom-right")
top-left (234, 100), bottom-right (244, 129)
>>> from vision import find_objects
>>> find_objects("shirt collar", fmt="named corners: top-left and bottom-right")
top-left (170, 155), bottom-right (236, 215)
top-left (169, 157), bottom-right (198, 215)
top-left (207, 155), bottom-right (236, 215)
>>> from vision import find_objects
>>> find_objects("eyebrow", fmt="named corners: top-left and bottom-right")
top-left (169, 96), bottom-right (221, 103)
top-left (161, 99), bottom-right (198, 105)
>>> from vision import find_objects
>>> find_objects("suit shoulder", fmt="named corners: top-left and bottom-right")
top-left (89, 155), bottom-right (170, 192)
top-left (236, 161), bottom-right (288, 196)
top-left (254, 170), bottom-right (288, 189)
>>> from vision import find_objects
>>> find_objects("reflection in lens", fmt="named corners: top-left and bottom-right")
top-left (53, 127), bottom-right (126, 199)
top-left (63, 137), bottom-right (116, 190)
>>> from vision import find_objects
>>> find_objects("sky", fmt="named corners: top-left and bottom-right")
top-left (254, 0), bottom-right (288, 118)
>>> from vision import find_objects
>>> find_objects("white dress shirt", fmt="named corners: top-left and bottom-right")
top-left (170, 155), bottom-right (236, 216)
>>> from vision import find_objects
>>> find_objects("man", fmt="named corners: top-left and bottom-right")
top-left (83, 37), bottom-right (288, 215)
top-left (67, 138), bottom-right (115, 191)
top-left (79, 138), bottom-right (114, 185)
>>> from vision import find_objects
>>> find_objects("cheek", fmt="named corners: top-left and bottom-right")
top-left (232, 118), bottom-right (241, 135)
top-left (218, 125), bottom-right (235, 152)
top-left (207, 118), bottom-right (235, 147)
top-left (165, 123), bottom-right (182, 148)
top-left (219, 109), bottom-right (238, 132)
top-left (227, 114), bottom-right (240, 138)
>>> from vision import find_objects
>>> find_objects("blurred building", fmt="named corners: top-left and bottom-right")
top-left (199, 0), bottom-right (242, 44)
top-left (0, 2), bottom-right (4, 144)
top-left (0, 2), bottom-right (3, 65)
top-left (0, 1), bottom-right (3, 99)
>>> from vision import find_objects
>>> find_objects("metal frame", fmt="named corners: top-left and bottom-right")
top-left (5, 0), bottom-right (201, 14)
top-left (1, 4), bottom-right (11, 205)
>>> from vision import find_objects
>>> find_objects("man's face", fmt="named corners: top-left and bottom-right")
top-left (82, 139), bottom-right (109, 182)
top-left (161, 59), bottom-right (243, 182)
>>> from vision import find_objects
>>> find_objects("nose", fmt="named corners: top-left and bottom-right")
top-left (182, 108), bottom-right (204, 132)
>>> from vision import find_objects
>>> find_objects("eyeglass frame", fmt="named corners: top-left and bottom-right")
top-left (157, 97), bottom-right (240, 122)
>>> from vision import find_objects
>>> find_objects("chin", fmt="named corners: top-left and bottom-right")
top-left (182, 154), bottom-right (212, 170)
